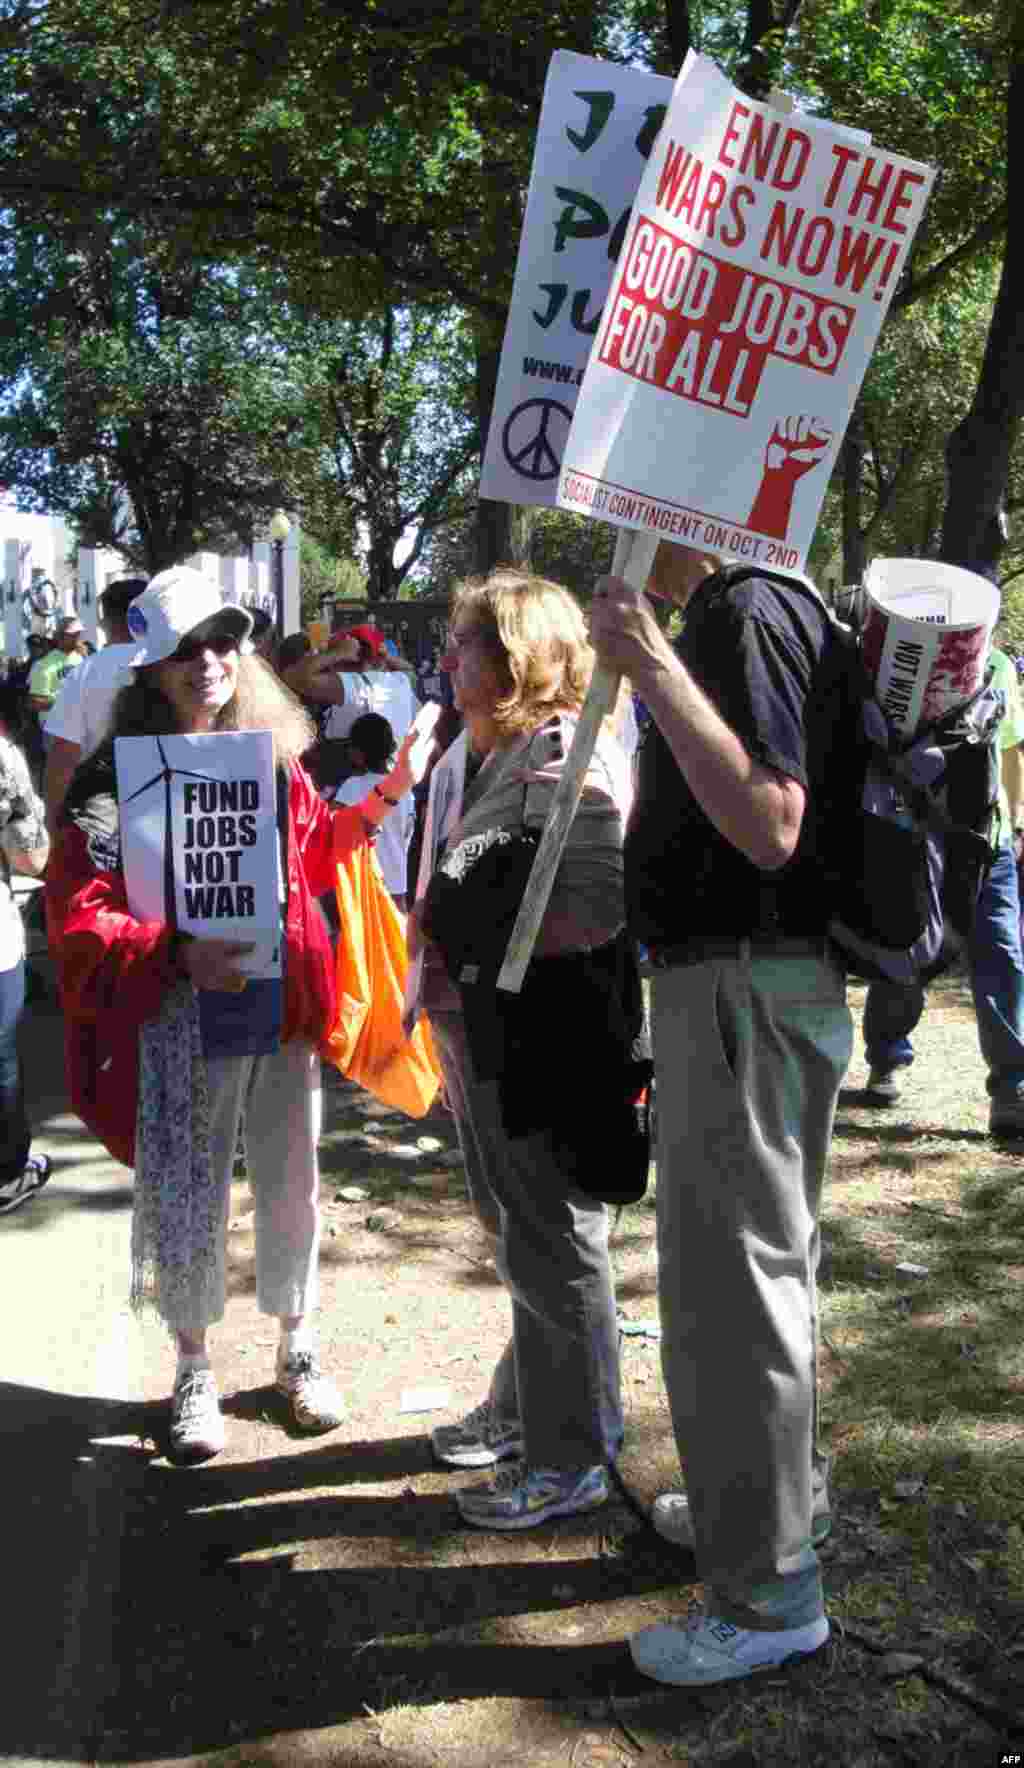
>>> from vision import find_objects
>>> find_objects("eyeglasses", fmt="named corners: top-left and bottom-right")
top-left (170, 632), bottom-right (239, 664)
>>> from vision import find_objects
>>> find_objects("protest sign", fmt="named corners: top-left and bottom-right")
top-left (557, 54), bottom-right (934, 575)
top-left (479, 51), bottom-right (674, 508)
top-left (115, 730), bottom-right (281, 978)
top-left (861, 559), bottom-right (1000, 738)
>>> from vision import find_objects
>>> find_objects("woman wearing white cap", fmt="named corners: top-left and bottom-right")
top-left (46, 567), bottom-right (437, 1464)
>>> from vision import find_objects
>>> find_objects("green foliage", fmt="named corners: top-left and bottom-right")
top-left (0, 0), bottom-right (1019, 582)
top-left (789, 0), bottom-right (1010, 289)
top-left (293, 305), bottom-right (480, 599)
top-left (0, 217), bottom-right (306, 571)
top-left (299, 534), bottom-right (366, 624)
top-left (416, 500), bottom-right (614, 601)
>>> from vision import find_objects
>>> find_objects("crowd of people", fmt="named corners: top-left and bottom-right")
top-left (1, 548), bottom-right (1021, 1695)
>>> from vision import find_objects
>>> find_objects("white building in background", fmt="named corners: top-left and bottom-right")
top-left (0, 507), bottom-right (301, 659)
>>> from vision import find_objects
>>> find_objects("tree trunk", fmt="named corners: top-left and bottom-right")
top-left (737, 0), bottom-right (806, 100)
top-left (663, 0), bottom-right (693, 67)
top-left (939, 44), bottom-right (1023, 579)
top-left (473, 328), bottom-right (533, 576)
top-left (365, 536), bottom-right (396, 602)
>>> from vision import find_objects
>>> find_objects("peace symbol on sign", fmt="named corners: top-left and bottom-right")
top-left (501, 397), bottom-right (574, 482)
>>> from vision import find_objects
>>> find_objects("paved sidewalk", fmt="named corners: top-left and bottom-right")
top-left (1, 989), bottom-right (170, 1762)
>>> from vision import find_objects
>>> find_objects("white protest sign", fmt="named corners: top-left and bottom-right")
top-left (115, 730), bottom-right (281, 979)
top-left (558, 54), bottom-right (934, 575)
top-left (479, 51), bottom-right (674, 508)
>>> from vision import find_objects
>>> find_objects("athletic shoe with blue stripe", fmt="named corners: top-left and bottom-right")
top-left (456, 1461), bottom-right (608, 1531)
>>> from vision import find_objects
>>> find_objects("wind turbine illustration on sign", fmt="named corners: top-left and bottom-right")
top-left (121, 734), bottom-right (221, 928)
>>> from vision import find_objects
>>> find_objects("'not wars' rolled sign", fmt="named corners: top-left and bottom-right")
top-left (115, 730), bottom-right (281, 979)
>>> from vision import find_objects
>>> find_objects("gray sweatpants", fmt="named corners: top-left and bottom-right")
top-left (431, 1007), bottom-right (623, 1470)
top-left (651, 950), bottom-right (852, 1630)
top-left (159, 1037), bottom-right (322, 1331)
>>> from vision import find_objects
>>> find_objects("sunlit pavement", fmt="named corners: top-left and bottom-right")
top-left (1, 983), bottom-right (172, 1762)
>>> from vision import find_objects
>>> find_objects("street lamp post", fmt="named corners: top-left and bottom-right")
top-left (268, 510), bottom-right (291, 642)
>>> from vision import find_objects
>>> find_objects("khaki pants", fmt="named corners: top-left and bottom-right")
top-left (431, 1006), bottom-right (623, 1470)
top-left (651, 950), bottom-right (852, 1629)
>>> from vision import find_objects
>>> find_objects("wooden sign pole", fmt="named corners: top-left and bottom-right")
top-left (496, 526), bottom-right (659, 994)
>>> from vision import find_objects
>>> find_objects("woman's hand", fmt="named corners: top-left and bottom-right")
top-left (179, 937), bottom-right (256, 992)
top-left (390, 702), bottom-right (442, 795)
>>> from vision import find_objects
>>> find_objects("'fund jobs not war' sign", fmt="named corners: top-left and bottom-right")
top-left (558, 53), bottom-right (934, 575)
top-left (115, 730), bottom-right (281, 979)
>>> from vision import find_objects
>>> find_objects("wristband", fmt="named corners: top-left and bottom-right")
top-left (374, 783), bottom-right (400, 806)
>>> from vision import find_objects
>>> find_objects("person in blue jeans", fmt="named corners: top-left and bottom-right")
top-left (864, 646), bottom-right (1024, 1136)
top-left (0, 717), bottom-right (51, 1214)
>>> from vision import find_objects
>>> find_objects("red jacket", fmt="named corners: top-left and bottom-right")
top-left (46, 759), bottom-right (368, 1167)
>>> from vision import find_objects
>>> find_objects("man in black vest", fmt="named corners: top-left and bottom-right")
top-left (591, 540), bottom-right (852, 1687)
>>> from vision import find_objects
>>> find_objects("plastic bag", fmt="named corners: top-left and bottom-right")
top-left (324, 837), bottom-right (442, 1117)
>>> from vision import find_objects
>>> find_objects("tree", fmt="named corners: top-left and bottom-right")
top-left (0, 0), bottom-right (622, 577)
top-left (940, 16), bottom-right (1024, 577)
top-left (0, 215), bottom-right (309, 571)
top-left (416, 500), bottom-right (615, 599)
top-left (778, 0), bottom-right (1019, 577)
top-left (294, 305), bottom-right (480, 599)
top-left (299, 534), bottom-right (366, 624)
top-left (825, 263), bottom-right (1010, 582)
top-left (1, 0), bottom-right (1019, 581)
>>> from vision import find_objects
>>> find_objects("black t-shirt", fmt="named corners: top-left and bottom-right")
top-left (625, 569), bottom-right (841, 944)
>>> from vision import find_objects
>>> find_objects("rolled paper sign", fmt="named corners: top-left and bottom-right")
top-left (496, 527), bottom-right (659, 994)
top-left (861, 558), bottom-right (1000, 740)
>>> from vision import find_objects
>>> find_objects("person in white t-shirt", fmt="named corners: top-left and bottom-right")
top-left (331, 713), bottom-right (414, 907)
top-left (321, 625), bottom-right (419, 746)
top-left (43, 577), bottom-right (147, 829)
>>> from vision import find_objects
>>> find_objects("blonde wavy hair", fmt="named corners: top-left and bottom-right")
top-left (451, 570), bottom-right (594, 743)
top-left (110, 653), bottom-right (315, 767)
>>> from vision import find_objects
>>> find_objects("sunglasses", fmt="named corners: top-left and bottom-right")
top-left (170, 632), bottom-right (239, 664)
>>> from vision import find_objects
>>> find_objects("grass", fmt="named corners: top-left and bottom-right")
top-left (811, 973), bottom-right (1024, 1659)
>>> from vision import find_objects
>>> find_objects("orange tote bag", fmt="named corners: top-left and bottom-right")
top-left (324, 839), bottom-right (442, 1118)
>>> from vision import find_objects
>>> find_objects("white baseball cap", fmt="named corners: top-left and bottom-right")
top-left (126, 567), bottom-right (254, 667)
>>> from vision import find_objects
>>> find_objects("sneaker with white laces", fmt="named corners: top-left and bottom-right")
top-left (631, 1608), bottom-right (829, 1686)
top-left (456, 1461), bottom-right (608, 1531)
top-left (431, 1400), bottom-right (524, 1469)
top-left (168, 1368), bottom-right (226, 1465)
top-left (0, 1153), bottom-right (52, 1216)
top-left (275, 1349), bottom-right (345, 1434)
top-left (651, 1491), bottom-right (832, 1552)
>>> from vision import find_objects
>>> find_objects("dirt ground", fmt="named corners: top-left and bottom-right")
top-left (30, 973), bottom-right (1024, 1765)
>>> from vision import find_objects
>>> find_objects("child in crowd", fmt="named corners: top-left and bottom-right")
top-left (332, 713), bottom-right (414, 909)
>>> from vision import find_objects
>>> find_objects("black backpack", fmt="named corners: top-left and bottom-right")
top-left (719, 567), bottom-right (1005, 986)
top-left (821, 617), bottom-right (1004, 984)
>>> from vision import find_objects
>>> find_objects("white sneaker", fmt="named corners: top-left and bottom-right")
top-left (651, 1491), bottom-right (831, 1551)
top-left (631, 1609), bottom-right (829, 1686)
top-left (431, 1400), bottom-right (524, 1469)
top-left (275, 1349), bottom-right (345, 1433)
top-left (169, 1368), bottom-right (225, 1465)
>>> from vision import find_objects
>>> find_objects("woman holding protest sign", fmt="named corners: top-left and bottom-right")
top-left (46, 567), bottom-right (437, 1465)
top-left (407, 570), bottom-right (648, 1529)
